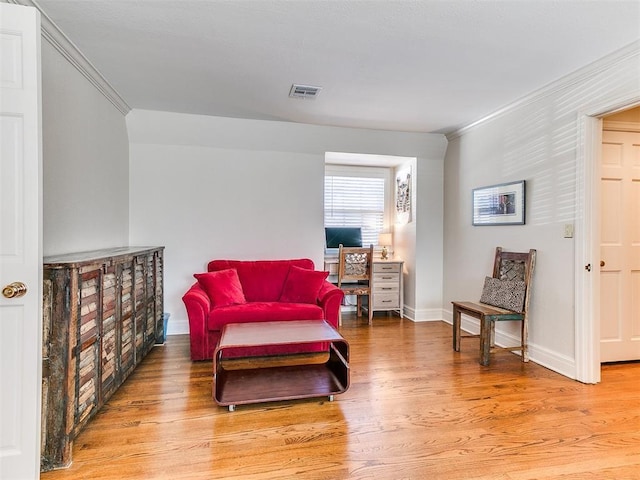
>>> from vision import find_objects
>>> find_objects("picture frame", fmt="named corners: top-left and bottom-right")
top-left (395, 167), bottom-right (412, 224)
top-left (472, 180), bottom-right (525, 226)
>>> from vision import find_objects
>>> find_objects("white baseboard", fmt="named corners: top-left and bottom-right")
top-left (442, 308), bottom-right (577, 380)
top-left (170, 307), bottom-right (578, 380)
top-left (404, 306), bottom-right (445, 322)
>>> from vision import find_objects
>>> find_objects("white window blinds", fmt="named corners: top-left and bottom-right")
top-left (324, 171), bottom-right (386, 247)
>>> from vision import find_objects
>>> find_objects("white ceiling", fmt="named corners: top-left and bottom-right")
top-left (35, 0), bottom-right (640, 134)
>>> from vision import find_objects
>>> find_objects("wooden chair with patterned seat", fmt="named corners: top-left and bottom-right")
top-left (337, 243), bottom-right (374, 325)
top-left (451, 247), bottom-right (536, 366)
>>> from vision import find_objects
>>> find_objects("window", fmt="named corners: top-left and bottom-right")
top-left (324, 165), bottom-right (389, 247)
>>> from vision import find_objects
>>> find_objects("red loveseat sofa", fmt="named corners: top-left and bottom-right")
top-left (182, 258), bottom-right (344, 361)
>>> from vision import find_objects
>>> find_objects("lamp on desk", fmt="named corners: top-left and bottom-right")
top-left (378, 232), bottom-right (392, 260)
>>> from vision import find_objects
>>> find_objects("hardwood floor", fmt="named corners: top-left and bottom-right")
top-left (41, 315), bottom-right (640, 480)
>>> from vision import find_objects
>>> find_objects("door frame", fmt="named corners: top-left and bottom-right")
top-left (575, 94), bottom-right (640, 384)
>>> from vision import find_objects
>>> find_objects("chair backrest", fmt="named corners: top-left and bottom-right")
top-left (491, 247), bottom-right (536, 314)
top-left (207, 258), bottom-right (315, 302)
top-left (337, 244), bottom-right (374, 287)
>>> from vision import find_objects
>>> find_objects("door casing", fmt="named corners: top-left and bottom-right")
top-left (576, 95), bottom-right (640, 384)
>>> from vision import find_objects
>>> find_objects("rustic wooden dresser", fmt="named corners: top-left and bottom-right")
top-left (41, 247), bottom-right (164, 471)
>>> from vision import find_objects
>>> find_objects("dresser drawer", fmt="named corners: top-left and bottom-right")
top-left (373, 263), bottom-right (401, 274)
top-left (373, 293), bottom-right (400, 309)
top-left (373, 281), bottom-right (399, 293)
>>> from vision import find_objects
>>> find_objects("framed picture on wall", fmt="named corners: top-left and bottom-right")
top-left (395, 167), bottom-right (412, 224)
top-left (472, 180), bottom-right (525, 226)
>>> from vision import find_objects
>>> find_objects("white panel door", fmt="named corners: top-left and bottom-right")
top-left (0, 4), bottom-right (42, 479)
top-left (600, 130), bottom-right (640, 362)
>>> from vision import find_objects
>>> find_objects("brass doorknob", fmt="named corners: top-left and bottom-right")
top-left (2, 282), bottom-right (27, 298)
top-left (600, 260), bottom-right (605, 267)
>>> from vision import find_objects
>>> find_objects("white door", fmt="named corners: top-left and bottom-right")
top-left (0, 4), bottom-right (42, 479)
top-left (600, 129), bottom-right (640, 362)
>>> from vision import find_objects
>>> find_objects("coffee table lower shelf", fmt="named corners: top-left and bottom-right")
top-left (215, 361), bottom-right (347, 411)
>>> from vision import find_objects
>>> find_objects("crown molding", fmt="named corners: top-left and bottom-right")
top-left (446, 40), bottom-right (640, 141)
top-left (8, 0), bottom-right (131, 115)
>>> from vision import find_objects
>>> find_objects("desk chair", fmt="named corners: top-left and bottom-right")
top-left (337, 244), bottom-right (374, 325)
top-left (452, 247), bottom-right (536, 366)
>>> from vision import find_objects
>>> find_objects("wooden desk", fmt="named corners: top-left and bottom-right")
top-left (324, 256), bottom-right (404, 318)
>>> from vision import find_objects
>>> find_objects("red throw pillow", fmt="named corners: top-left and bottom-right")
top-left (279, 265), bottom-right (329, 304)
top-left (194, 269), bottom-right (246, 307)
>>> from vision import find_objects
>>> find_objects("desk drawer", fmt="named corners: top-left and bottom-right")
top-left (373, 272), bottom-right (399, 284)
top-left (373, 293), bottom-right (400, 309)
top-left (373, 263), bottom-right (401, 274)
top-left (374, 281), bottom-right (399, 293)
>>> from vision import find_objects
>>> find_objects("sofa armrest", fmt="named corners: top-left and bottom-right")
top-left (317, 281), bottom-right (344, 328)
top-left (182, 282), bottom-right (212, 360)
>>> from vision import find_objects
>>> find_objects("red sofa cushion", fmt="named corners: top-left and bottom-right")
top-left (194, 269), bottom-right (246, 307)
top-left (207, 302), bottom-right (324, 331)
top-left (208, 259), bottom-right (314, 302)
top-left (279, 265), bottom-right (329, 304)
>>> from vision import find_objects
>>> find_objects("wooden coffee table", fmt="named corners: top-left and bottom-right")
top-left (213, 320), bottom-right (349, 411)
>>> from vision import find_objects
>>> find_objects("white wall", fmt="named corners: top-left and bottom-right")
top-left (41, 40), bottom-right (129, 256)
top-left (443, 42), bottom-right (640, 379)
top-left (415, 156), bottom-right (445, 318)
top-left (127, 110), bottom-right (448, 334)
top-left (392, 155), bottom-right (444, 321)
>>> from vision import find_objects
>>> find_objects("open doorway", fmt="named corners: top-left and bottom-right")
top-left (599, 107), bottom-right (640, 363)
top-left (576, 100), bottom-right (640, 384)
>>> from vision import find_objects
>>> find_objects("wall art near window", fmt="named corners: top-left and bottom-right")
top-left (395, 168), bottom-right (412, 224)
top-left (472, 180), bottom-right (525, 226)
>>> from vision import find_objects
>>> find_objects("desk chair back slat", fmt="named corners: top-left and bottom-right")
top-left (338, 244), bottom-right (374, 325)
top-left (493, 247), bottom-right (535, 316)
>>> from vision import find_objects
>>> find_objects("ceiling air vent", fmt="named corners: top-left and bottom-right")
top-left (289, 84), bottom-right (322, 99)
